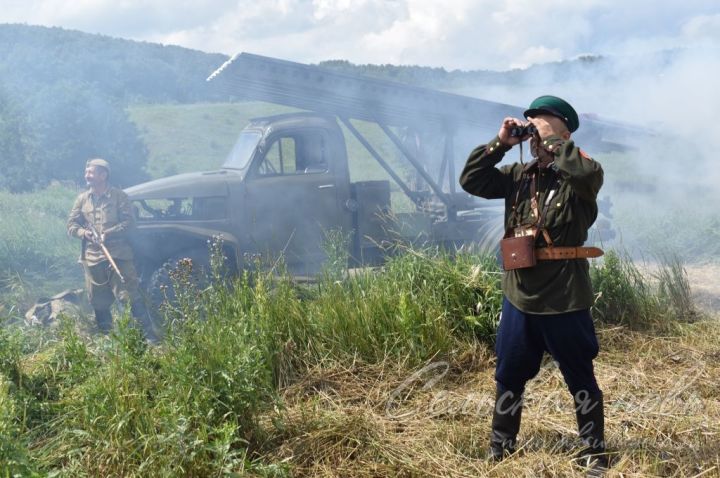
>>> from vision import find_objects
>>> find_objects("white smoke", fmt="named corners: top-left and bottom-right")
top-left (457, 45), bottom-right (720, 258)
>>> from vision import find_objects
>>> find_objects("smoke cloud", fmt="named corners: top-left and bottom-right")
top-left (457, 45), bottom-right (720, 258)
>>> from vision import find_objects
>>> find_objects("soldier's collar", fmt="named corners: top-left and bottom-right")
top-left (522, 159), bottom-right (539, 173)
top-left (89, 185), bottom-right (111, 198)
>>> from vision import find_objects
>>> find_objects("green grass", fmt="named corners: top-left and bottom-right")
top-left (127, 101), bottom-right (412, 184)
top-left (0, 184), bottom-right (82, 315)
top-left (0, 243), bottom-right (707, 476)
top-left (0, 246), bottom-right (501, 476)
top-left (127, 102), bottom-right (296, 178)
top-left (590, 250), bottom-right (699, 329)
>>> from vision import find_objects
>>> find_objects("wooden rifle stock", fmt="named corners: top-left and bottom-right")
top-left (88, 223), bottom-right (126, 283)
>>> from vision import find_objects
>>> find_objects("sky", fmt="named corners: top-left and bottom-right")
top-left (1, 0), bottom-right (719, 71)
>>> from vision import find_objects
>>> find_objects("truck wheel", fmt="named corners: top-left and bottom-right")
top-left (145, 249), bottom-right (212, 322)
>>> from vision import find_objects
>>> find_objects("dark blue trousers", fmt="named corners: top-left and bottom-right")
top-left (495, 297), bottom-right (601, 397)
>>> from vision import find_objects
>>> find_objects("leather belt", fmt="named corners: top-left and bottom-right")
top-left (535, 246), bottom-right (604, 260)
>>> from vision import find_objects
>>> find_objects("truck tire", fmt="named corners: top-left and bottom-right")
top-left (144, 249), bottom-right (212, 322)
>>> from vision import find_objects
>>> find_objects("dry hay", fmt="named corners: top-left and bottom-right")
top-left (254, 319), bottom-right (720, 477)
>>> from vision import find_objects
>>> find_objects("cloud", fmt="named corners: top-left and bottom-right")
top-left (1, 0), bottom-right (719, 69)
top-left (682, 13), bottom-right (720, 43)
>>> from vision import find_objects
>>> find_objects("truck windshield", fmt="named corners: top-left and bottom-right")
top-left (223, 130), bottom-right (262, 169)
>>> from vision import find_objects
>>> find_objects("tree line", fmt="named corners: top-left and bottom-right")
top-left (0, 24), bottom-right (610, 192)
top-left (0, 24), bottom-right (228, 191)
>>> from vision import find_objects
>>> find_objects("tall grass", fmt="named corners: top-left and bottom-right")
top-left (184, 242), bottom-right (503, 383)
top-left (0, 245), bottom-right (501, 476)
top-left (0, 379), bottom-right (37, 476)
top-left (591, 249), bottom-right (700, 329)
top-left (0, 242), bottom-right (705, 475)
top-left (0, 184), bottom-right (82, 313)
top-left (0, 326), bottom-right (37, 476)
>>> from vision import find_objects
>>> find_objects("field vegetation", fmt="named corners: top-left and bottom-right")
top-left (0, 185), bottom-right (82, 315)
top-left (0, 241), bottom-right (717, 476)
top-left (127, 101), bottom-right (415, 186)
top-left (1, 100), bottom-right (717, 476)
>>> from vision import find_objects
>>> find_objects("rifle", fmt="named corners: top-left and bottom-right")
top-left (87, 223), bottom-right (126, 283)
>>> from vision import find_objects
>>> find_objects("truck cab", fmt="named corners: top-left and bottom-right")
top-left (230, 113), bottom-right (355, 274)
top-left (127, 112), bottom-right (397, 289)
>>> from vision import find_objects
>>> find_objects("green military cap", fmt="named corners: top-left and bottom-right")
top-left (524, 95), bottom-right (580, 133)
top-left (86, 158), bottom-right (111, 175)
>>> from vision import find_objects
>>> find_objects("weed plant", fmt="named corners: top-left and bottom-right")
top-left (0, 378), bottom-right (37, 476)
top-left (0, 243), bottom-right (502, 475)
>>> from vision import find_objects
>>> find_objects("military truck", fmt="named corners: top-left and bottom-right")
top-left (126, 53), bottom-right (627, 297)
top-left (127, 110), bottom-right (503, 285)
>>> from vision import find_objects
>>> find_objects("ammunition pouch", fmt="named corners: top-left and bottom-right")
top-left (500, 234), bottom-right (537, 270)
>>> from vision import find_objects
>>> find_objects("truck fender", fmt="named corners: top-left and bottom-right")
top-left (133, 223), bottom-right (243, 269)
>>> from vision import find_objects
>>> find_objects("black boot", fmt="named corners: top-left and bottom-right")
top-left (489, 387), bottom-right (523, 461)
top-left (131, 300), bottom-right (160, 343)
top-left (574, 391), bottom-right (609, 473)
top-left (94, 308), bottom-right (113, 334)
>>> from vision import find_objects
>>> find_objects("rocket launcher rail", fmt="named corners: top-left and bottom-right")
top-left (207, 52), bottom-right (649, 151)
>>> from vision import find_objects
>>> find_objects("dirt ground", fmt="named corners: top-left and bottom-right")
top-left (636, 261), bottom-right (720, 316)
top-left (685, 262), bottom-right (720, 314)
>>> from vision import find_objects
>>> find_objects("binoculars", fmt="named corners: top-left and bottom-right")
top-left (509, 124), bottom-right (537, 138)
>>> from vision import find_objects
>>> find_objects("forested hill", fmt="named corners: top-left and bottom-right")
top-left (318, 56), bottom-right (606, 90)
top-left (0, 24), bottom-right (228, 103)
top-left (0, 24), bottom-right (232, 191)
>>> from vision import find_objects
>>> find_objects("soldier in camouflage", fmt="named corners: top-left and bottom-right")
top-left (460, 96), bottom-right (608, 469)
top-left (67, 158), bottom-right (157, 342)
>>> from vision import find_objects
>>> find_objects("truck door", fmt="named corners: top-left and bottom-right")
top-left (244, 128), bottom-right (344, 275)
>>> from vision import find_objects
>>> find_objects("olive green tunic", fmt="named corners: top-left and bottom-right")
top-left (67, 186), bottom-right (135, 265)
top-left (460, 135), bottom-right (603, 314)
top-left (67, 186), bottom-right (141, 309)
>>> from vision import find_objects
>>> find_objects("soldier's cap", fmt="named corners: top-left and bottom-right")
top-left (524, 95), bottom-right (579, 133)
top-left (86, 158), bottom-right (110, 175)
